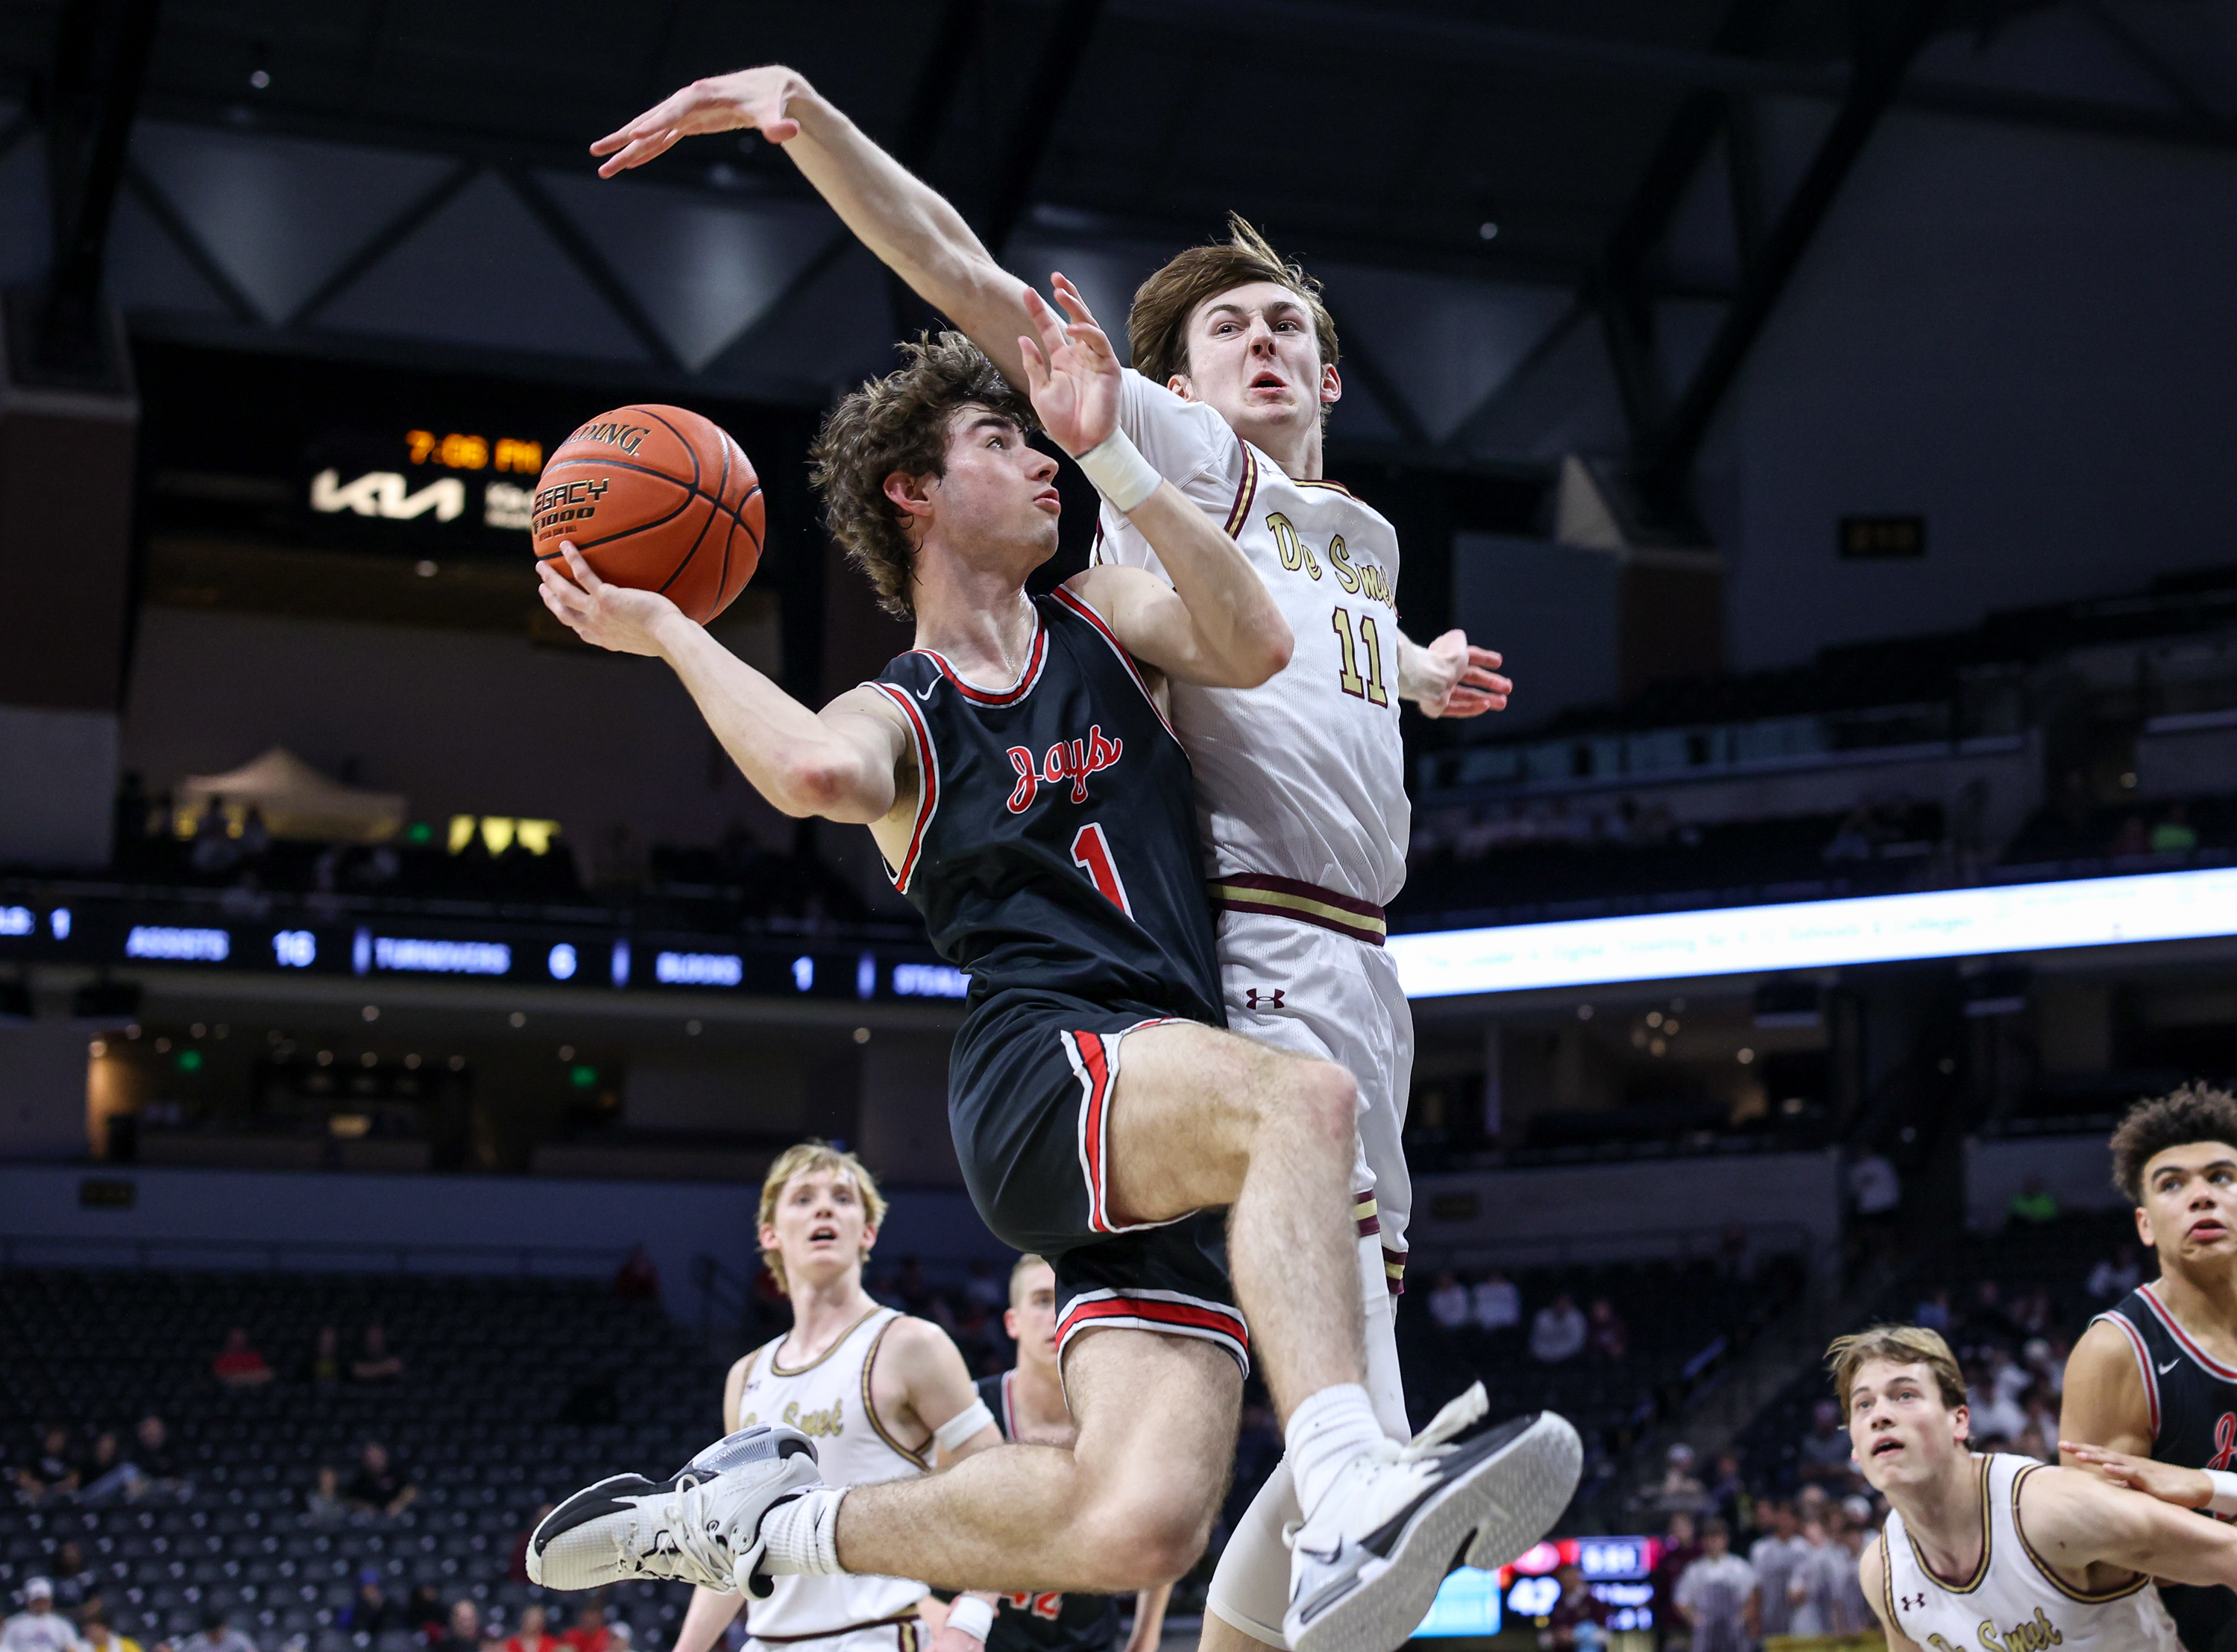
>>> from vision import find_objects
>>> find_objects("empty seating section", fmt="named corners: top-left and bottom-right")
top-left (0, 1269), bottom-right (723, 1647)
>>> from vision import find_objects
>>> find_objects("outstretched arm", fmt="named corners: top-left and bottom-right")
top-left (2023, 1463), bottom-right (2237, 1589)
top-left (1397, 629), bottom-right (1511, 718)
top-left (1015, 278), bottom-right (1288, 688)
top-left (538, 543), bottom-right (908, 822)
top-left (591, 68), bottom-right (1033, 387)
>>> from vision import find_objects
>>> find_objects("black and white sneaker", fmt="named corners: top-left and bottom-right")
top-left (527, 1425), bottom-right (822, 1593)
top-left (1283, 1389), bottom-right (1580, 1652)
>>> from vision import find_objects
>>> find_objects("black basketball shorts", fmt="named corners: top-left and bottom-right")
top-left (948, 989), bottom-right (1248, 1374)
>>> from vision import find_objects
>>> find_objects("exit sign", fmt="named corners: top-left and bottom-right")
top-left (1840, 515), bottom-right (1925, 558)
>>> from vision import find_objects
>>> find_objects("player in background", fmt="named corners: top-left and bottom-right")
top-left (588, 71), bottom-right (1513, 1652)
top-left (1838, 1324), bottom-right (2230, 1651)
top-left (2058, 1084), bottom-right (2237, 1651)
top-left (670, 1143), bottom-right (1002, 1652)
top-left (527, 285), bottom-right (1576, 1652)
top-left (975, 1255), bottom-right (1171, 1652)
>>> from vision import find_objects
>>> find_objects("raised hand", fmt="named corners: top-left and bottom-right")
top-left (1405, 628), bottom-right (1512, 718)
top-left (537, 542), bottom-right (686, 658)
top-left (1016, 274), bottom-right (1120, 458)
top-left (590, 66), bottom-right (808, 178)
top-left (2060, 1440), bottom-right (2212, 1509)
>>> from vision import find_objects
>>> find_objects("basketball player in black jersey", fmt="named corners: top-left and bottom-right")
top-left (974, 1255), bottom-right (1170, 1652)
top-left (529, 281), bottom-right (1578, 1652)
top-left (2060, 1085), bottom-right (2237, 1651)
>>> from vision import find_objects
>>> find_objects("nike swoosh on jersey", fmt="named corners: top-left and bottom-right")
top-left (2162, 1358), bottom-right (2183, 1374)
top-left (916, 681), bottom-right (937, 700)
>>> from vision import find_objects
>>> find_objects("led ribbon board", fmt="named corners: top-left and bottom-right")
top-left (1388, 866), bottom-right (2237, 999)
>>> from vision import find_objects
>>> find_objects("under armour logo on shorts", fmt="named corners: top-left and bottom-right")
top-left (1244, 987), bottom-right (1286, 1010)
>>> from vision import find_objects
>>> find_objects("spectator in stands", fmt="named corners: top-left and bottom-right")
top-left (211, 1327), bottom-right (273, 1389)
top-left (342, 1442), bottom-right (415, 1516)
top-left (1794, 1399), bottom-right (1855, 1487)
top-left (2088, 1242), bottom-right (2142, 1301)
top-left (306, 1326), bottom-right (342, 1387)
top-left (76, 1434), bottom-right (130, 1505)
top-left (2151, 803), bottom-right (2199, 854)
top-left (1672, 1518), bottom-right (1756, 1652)
top-left (1427, 1271), bottom-right (1470, 1334)
top-left (559, 1603), bottom-right (610, 1652)
top-left (435, 1601), bottom-right (482, 1652)
top-left (339, 1575), bottom-right (400, 1636)
top-left (1966, 1358), bottom-right (2028, 1446)
top-left (190, 803), bottom-right (238, 875)
top-left (1648, 1512), bottom-right (1699, 1652)
top-left (503, 1608), bottom-right (559, 1652)
top-left (1648, 1443), bottom-right (1708, 1518)
top-left (1, 1581), bottom-right (80, 1652)
top-left (47, 1547), bottom-right (92, 1610)
top-left (2013, 1422), bottom-right (2052, 1463)
top-left (1749, 1501), bottom-right (1807, 1641)
top-left (350, 1325), bottom-right (404, 1383)
top-left (1961, 1279), bottom-right (2015, 1346)
top-left (1586, 1297), bottom-right (1628, 1361)
top-left (13, 1427), bottom-right (81, 1504)
top-left (611, 1246), bottom-right (659, 1302)
top-left (304, 1465), bottom-right (347, 1525)
top-left (1785, 1518), bottom-right (1835, 1637)
top-left (1529, 1293), bottom-right (1588, 1363)
top-left (405, 1586), bottom-right (445, 1644)
top-left (175, 1609), bottom-right (254, 1652)
top-left (1473, 1270), bottom-right (1521, 1337)
top-left (1829, 1499), bottom-right (1878, 1632)
top-left (1847, 1148), bottom-right (1901, 1229)
top-left (78, 1610), bottom-right (138, 1652)
top-left (1703, 1451), bottom-right (1749, 1533)
top-left (2013, 1180), bottom-right (2058, 1225)
top-left (126, 1415), bottom-right (184, 1501)
top-left (1541, 1562), bottom-right (1606, 1649)
top-left (1914, 1287), bottom-right (1952, 1333)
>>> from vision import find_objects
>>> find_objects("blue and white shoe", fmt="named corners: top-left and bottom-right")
top-left (528, 1425), bottom-right (822, 1593)
top-left (1283, 1390), bottom-right (1580, 1652)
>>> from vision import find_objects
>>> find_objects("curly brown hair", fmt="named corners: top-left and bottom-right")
top-left (1127, 213), bottom-right (1341, 397)
top-left (2109, 1081), bottom-right (2237, 1204)
top-left (808, 332), bottom-right (1036, 620)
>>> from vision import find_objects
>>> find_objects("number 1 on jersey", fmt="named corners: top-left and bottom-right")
top-left (1070, 822), bottom-right (1134, 916)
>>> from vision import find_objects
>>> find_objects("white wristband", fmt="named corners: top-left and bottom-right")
top-left (2206, 1469), bottom-right (2237, 1516)
top-left (1074, 430), bottom-right (1162, 514)
top-left (943, 1598), bottom-right (995, 1642)
top-left (932, 1398), bottom-right (994, 1454)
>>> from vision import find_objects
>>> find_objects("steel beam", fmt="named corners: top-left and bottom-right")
top-left (122, 158), bottom-right (262, 326)
top-left (981, 0), bottom-right (1109, 256)
top-left (1641, 0), bottom-right (1948, 503)
top-left (502, 164), bottom-right (683, 373)
top-left (1321, 299), bottom-right (1432, 453)
top-left (287, 160), bottom-right (479, 328)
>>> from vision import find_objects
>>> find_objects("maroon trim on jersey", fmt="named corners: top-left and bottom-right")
top-left (1383, 1245), bottom-right (1406, 1296)
top-left (1048, 584), bottom-right (1180, 743)
top-left (2095, 1308), bottom-right (2162, 1439)
top-left (1222, 438), bottom-right (1261, 537)
top-left (911, 621), bottom-right (1048, 704)
top-left (1294, 477), bottom-right (1356, 497)
top-left (1208, 871), bottom-right (1388, 946)
top-left (2139, 1281), bottom-right (2237, 1381)
top-left (867, 682), bottom-right (940, 893)
top-left (1057, 1287), bottom-right (1249, 1374)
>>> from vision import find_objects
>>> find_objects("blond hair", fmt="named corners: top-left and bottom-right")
top-left (1825, 1323), bottom-right (1966, 1414)
top-left (1127, 214), bottom-right (1341, 401)
top-left (758, 1141), bottom-right (888, 1291)
top-left (1008, 1252), bottom-right (1051, 1305)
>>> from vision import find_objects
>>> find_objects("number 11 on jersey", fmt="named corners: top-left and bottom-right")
top-left (1070, 823), bottom-right (1134, 915)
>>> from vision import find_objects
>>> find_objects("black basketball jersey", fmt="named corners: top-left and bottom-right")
top-left (975, 1370), bottom-right (1123, 1652)
top-left (867, 588), bottom-right (1222, 1026)
top-left (2098, 1283), bottom-right (2237, 1651)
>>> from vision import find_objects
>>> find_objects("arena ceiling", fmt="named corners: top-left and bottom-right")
top-left (3, 0), bottom-right (2234, 502)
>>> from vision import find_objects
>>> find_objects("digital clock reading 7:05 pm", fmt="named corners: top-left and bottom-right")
top-left (406, 429), bottom-right (544, 473)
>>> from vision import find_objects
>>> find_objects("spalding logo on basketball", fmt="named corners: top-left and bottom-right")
top-left (532, 404), bottom-right (764, 625)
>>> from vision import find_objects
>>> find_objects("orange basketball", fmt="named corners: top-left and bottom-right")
top-left (532, 405), bottom-right (764, 625)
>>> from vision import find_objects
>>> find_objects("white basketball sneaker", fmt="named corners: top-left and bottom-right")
top-left (1283, 1392), bottom-right (1581, 1652)
top-left (528, 1425), bottom-right (823, 1592)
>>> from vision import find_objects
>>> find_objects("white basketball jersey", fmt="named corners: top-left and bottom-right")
top-left (1880, 1454), bottom-right (2180, 1652)
top-left (734, 1306), bottom-right (928, 1642)
top-left (1091, 371), bottom-right (1408, 907)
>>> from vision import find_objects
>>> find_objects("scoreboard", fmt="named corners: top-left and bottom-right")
top-left (1412, 1535), bottom-right (1660, 1639)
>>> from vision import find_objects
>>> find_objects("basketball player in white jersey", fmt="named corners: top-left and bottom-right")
top-left (1832, 1322), bottom-right (2237, 1651)
top-left (671, 1141), bottom-right (1003, 1652)
top-left (588, 69), bottom-right (1513, 1652)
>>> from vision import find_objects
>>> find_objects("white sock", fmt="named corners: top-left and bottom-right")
top-left (755, 1486), bottom-right (847, 1577)
top-left (1286, 1384), bottom-right (1385, 1516)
